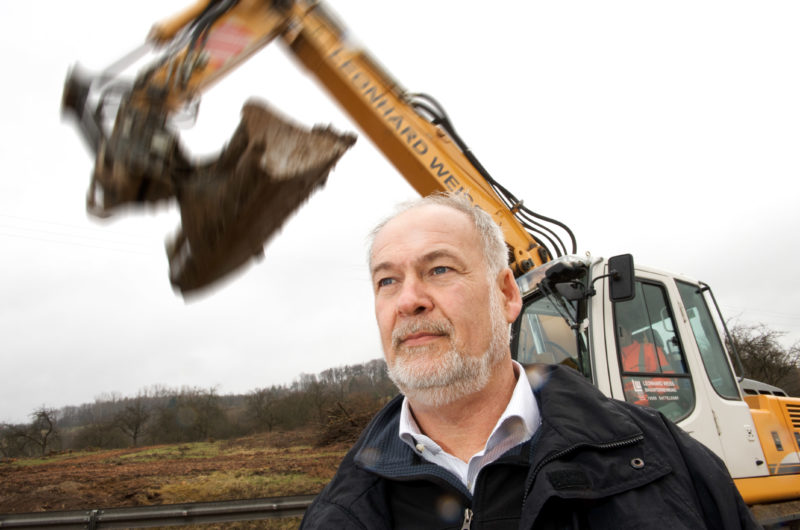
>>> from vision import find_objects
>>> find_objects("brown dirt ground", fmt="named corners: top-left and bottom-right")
top-left (0, 433), bottom-right (346, 515)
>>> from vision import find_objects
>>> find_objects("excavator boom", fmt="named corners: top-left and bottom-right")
top-left (62, 0), bottom-right (575, 295)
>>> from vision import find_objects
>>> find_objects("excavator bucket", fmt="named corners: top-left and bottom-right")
top-left (64, 61), bottom-right (356, 295)
top-left (167, 100), bottom-right (356, 295)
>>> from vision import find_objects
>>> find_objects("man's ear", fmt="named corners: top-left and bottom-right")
top-left (497, 268), bottom-right (522, 323)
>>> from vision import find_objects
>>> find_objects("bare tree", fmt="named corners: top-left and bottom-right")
top-left (298, 373), bottom-right (328, 424)
top-left (114, 393), bottom-right (151, 447)
top-left (0, 424), bottom-right (29, 458)
top-left (246, 386), bottom-right (283, 432)
top-left (11, 407), bottom-right (60, 456)
top-left (320, 366), bottom-right (351, 401)
top-left (189, 386), bottom-right (225, 440)
top-left (728, 323), bottom-right (800, 390)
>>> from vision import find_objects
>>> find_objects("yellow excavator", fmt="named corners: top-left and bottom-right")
top-left (61, 0), bottom-right (800, 525)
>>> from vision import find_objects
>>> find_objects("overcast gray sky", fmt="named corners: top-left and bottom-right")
top-left (1, 1), bottom-right (798, 424)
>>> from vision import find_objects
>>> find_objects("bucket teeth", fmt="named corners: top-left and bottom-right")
top-left (167, 100), bottom-right (356, 295)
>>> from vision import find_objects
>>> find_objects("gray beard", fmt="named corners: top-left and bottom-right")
top-left (386, 289), bottom-right (510, 407)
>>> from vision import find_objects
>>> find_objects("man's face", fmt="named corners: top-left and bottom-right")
top-left (369, 204), bottom-right (519, 405)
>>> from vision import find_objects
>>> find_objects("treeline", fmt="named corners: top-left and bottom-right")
top-left (4, 323), bottom-right (795, 459)
top-left (0, 359), bottom-right (396, 459)
top-left (728, 322), bottom-right (800, 394)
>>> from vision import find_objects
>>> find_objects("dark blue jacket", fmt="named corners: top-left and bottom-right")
top-left (300, 365), bottom-right (759, 529)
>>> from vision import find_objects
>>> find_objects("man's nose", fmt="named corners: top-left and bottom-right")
top-left (396, 277), bottom-right (432, 316)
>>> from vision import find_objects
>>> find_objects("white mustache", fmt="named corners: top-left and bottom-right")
top-left (391, 319), bottom-right (453, 348)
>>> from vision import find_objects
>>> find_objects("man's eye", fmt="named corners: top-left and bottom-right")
top-left (431, 266), bottom-right (450, 275)
top-left (377, 277), bottom-right (395, 288)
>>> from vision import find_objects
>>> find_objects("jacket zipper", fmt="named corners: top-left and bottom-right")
top-left (460, 507), bottom-right (473, 530)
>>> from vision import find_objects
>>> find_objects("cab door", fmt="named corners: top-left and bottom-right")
top-left (601, 268), bottom-right (730, 468)
top-left (602, 267), bottom-right (768, 478)
top-left (672, 278), bottom-right (769, 479)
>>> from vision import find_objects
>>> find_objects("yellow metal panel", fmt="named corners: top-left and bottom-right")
top-left (746, 395), bottom-right (800, 480)
top-left (736, 474), bottom-right (800, 505)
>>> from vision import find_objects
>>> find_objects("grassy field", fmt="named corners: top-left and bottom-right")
top-left (0, 431), bottom-right (347, 528)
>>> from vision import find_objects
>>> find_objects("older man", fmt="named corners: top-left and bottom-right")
top-left (300, 194), bottom-right (757, 529)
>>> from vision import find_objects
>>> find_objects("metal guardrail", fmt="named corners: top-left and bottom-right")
top-left (0, 494), bottom-right (316, 529)
top-left (2, 494), bottom-right (796, 529)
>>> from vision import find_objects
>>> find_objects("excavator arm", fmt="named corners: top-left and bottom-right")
top-left (62, 0), bottom-right (575, 295)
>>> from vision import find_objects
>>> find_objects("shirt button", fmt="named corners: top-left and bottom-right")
top-left (415, 443), bottom-right (425, 453)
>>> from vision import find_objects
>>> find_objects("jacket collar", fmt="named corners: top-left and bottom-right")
top-left (353, 394), bottom-right (475, 498)
top-left (353, 365), bottom-right (658, 500)
top-left (526, 364), bottom-right (645, 457)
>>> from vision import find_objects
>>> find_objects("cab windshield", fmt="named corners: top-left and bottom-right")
top-left (512, 262), bottom-right (591, 379)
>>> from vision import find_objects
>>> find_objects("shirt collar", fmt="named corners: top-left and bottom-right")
top-left (399, 360), bottom-right (540, 455)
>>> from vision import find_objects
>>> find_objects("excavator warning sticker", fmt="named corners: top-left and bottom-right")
top-left (206, 22), bottom-right (254, 69)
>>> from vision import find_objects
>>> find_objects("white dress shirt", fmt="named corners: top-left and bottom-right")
top-left (398, 360), bottom-right (541, 494)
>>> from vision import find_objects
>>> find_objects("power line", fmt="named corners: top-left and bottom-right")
top-left (0, 212), bottom-right (172, 240)
top-left (0, 230), bottom-right (157, 257)
top-left (0, 214), bottom-right (170, 257)
top-left (0, 210), bottom-right (176, 255)
top-left (722, 305), bottom-right (800, 324)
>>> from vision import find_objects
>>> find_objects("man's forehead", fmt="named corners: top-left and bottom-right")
top-left (369, 205), bottom-right (481, 273)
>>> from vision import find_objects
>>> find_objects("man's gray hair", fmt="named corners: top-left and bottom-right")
top-left (368, 193), bottom-right (509, 277)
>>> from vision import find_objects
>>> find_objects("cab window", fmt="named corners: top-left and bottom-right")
top-left (513, 295), bottom-right (583, 374)
top-left (614, 281), bottom-right (694, 422)
top-left (676, 281), bottom-right (740, 400)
